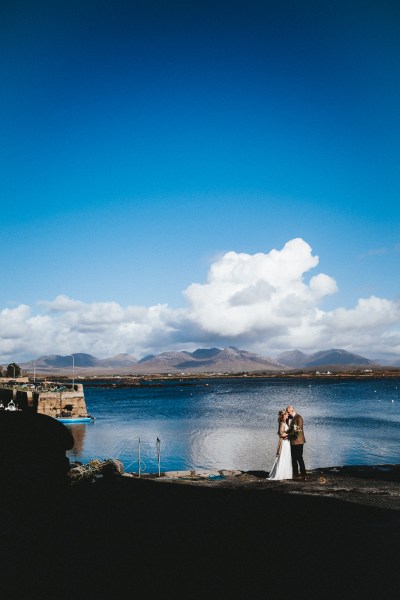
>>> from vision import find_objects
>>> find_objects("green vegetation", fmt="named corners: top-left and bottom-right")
top-left (6, 362), bottom-right (21, 378)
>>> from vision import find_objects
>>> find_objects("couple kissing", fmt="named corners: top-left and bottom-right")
top-left (268, 405), bottom-right (306, 481)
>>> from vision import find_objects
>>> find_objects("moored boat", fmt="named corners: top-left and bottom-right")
top-left (57, 416), bottom-right (94, 423)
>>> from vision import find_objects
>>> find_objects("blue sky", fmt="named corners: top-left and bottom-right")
top-left (1, 0), bottom-right (400, 362)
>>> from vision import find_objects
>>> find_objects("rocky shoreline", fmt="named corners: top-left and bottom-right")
top-left (2, 463), bottom-right (399, 599)
top-left (139, 464), bottom-right (400, 511)
top-left (69, 460), bottom-right (400, 512)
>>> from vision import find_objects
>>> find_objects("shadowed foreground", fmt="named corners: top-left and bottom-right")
top-left (1, 468), bottom-right (399, 599)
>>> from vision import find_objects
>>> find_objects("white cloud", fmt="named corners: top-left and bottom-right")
top-left (1, 238), bottom-right (400, 362)
top-left (0, 297), bottom-right (177, 362)
top-left (183, 238), bottom-right (337, 337)
top-left (328, 296), bottom-right (399, 330)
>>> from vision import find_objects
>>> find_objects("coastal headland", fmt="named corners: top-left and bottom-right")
top-left (24, 366), bottom-right (400, 387)
top-left (2, 464), bottom-right (399, 599)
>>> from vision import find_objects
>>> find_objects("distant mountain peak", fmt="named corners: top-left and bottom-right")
top-left (138, 354), bottom-right (156, 363)
top-left (278, 348), bottom-right (375, 368)
top-left (190, 348), bottom-right (221, 359)
top-left (20, 346), bottom-right (378, 375)
top-left (109, 353), bottom-right (137, 360)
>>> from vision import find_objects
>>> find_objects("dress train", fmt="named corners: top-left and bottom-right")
top-left (268, 425), bottom-right (293, 480)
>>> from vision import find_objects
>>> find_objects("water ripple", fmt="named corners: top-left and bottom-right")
top-left (67, 377), bottom-right (400, 472)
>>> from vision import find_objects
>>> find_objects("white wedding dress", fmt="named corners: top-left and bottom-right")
top-left (268, 424), bottom-right (293, 480)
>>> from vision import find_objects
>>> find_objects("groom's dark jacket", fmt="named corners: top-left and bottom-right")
top-left (289, 413), bottom-right (305, 445)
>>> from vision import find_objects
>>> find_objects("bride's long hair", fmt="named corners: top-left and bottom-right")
top-left (277, 409), bottom-right (287, 434)
top-left (278, 409), bottom-right (287, 423)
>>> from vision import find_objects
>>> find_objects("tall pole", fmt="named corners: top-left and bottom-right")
top-left (156, 437), bottom-right (161, 477)
top-left (138, 438), bottom-right (141, 478)
top-left (68, 354), bottom-right (75, 390)
top-left (31, 361), bottom-right (36, 384)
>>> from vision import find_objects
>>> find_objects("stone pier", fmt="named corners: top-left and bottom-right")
top-left (0, 381), bottom-right (90, 418)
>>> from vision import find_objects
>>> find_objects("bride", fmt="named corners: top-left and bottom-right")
top-left (267, 409), bottom-right (293, 480)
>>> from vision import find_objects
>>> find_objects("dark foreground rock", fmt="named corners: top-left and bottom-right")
top-left (1, 465), bottom-right (399, 599)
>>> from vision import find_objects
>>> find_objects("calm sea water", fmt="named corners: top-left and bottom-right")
top-left (66, 377), bottom-right (400, 473)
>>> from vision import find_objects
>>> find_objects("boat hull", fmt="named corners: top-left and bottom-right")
top-left (57, 417), bottom-right (93, 424)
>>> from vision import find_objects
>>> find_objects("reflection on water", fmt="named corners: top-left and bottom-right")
top-left (68, 424), bottom-right (88, 457)
top-left (65, 377), bottom-right (400, 472)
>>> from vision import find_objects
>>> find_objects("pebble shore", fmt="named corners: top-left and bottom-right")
top-left (1, 463), bottom-right (399, 599)
top-left (129, 463), bottom-right (400, 511)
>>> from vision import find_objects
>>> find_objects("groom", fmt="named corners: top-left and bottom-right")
top-left (287, 405), bottom-right (306, 480)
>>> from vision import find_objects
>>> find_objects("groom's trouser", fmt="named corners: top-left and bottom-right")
top-left (291, 444), bottom-right (306, 476)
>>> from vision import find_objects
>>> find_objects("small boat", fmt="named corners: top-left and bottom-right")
top-left (57, 416), bottom-right (94, 424)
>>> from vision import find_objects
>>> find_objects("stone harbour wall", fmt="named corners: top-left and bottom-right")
top-left (34, 384), bottom-right (88, 418)
top-left (0, 383), bottom-right (89, 417)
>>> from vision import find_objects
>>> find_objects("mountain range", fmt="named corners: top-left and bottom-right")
top-left (276, 349), bottom-right (377, 368)
top-left (13, 346), bottom-right (380, 375)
